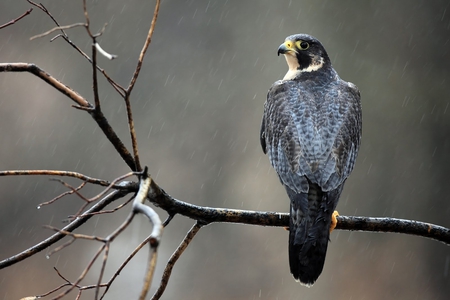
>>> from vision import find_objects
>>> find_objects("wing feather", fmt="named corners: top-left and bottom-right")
top-left (261, 79), bottom-right (361, 193)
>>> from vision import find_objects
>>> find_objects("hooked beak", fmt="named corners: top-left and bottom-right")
top-left (277, 40), bottom-right (297, 56)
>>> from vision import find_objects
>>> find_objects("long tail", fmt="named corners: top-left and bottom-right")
top-left (286, 184), bottom-right (343, 286)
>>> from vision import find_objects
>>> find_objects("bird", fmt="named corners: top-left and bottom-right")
top-left (260, 34), bottom-right (362, 286)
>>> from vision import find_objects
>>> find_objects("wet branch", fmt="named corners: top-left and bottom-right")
top-left (0, 184), bottom-right (134, 269)
top-left (151, 222), bottom-right (203, 300)
top-left (145, 180), bottom-right (450, 245)
top-left (0, 62), bottom-right (136, 170)
top-left (0, 8), bottom-right (33, 29)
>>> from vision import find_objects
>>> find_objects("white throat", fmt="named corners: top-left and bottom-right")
top-left (283, 55), bottom-right (324, 80)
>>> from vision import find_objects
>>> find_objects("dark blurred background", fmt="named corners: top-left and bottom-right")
top-left (1, 0), bottom-right (449, 299)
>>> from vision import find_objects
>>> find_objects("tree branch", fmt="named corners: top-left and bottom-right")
top-left (0, 8), bottom-right (32, 29)
top-left (0, 183), bottom-right (135, 269)
top-left (146, 180), bottom-right (450, 245)
top-left (151, 222), bottom-right (203, 300)
top-left (0, 170), bottom-right (111, 186)
top-left (123, 0), bottom-right (161, 172)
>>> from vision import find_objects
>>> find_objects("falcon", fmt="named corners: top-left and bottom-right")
top-left (260, 34), bottom-right (362, 286)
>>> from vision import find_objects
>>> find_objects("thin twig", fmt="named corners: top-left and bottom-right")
top-left (123, 0), bottom-right (161, 172)
top-left (0, 8), bottom-right (33, 29)
top-left (0, 63), bottom-right (137, 170)
top-left (151, 222), bottom-right (203, 300)
top-left (39, 182), bottom-right (87, 208)
top-left (27, 0), bottom-right (126, 96)
top-left (141, 247), bottom-right (158, 300)
top-left (43, 225), bottom-right (107, 242)
top-left (45, 237), bottom-right (76, 258)
top-left (0, 184), bottom-right (135, 269)
top-left (74, 195), bottom-right (134, 218)
top-left (99, 234), bottom-right (154, 300)
top-left (0, 63), bottom-right (91, 107)
top-left (30, 23), bottom-right (86, 40)
top-left (55, 243), bottom-right (107, 298)
top-left (127, 0), bottom-right (161, 93)
top-left (0, 169), bottom-right (111, 185)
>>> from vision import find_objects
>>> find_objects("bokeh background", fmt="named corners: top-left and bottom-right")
top-left (1, 0), bottom-right (449, 299)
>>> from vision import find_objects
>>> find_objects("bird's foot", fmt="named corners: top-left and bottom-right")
top-left (330, 210), bottom-right (339, 233)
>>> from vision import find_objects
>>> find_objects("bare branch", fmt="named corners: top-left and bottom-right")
top-left (0, 63), bottom-right (91, 107)
top-left (27, 0), bottom-right (126, 96)
top-left (0, 63), bottom-right (137, 170)
top-left (40, 182), bottom-right (87, 208)
top-left (45, 237), bottom-right (76, 258)
top-left (146, 180), bottom-right (450, 245)
top-left (100, 234), bottom-right (156, 299)
top-left (30, 23), bottom-right (86, 40)
top-left (133, 170), bottom-right (163, 244)
top-left (151, 222), bottom-right (203, 300)
top-left (127, 0), bottom-right (161, 93)
top-left (123, 0), bottom-right (161, 172)
top-left (0, 8), bottom-right (32, 29)
top-left (132, 169), bottom-right (163, 299)
top-left (141, 246), bottom-right (158, 300)
top-left (0, 169), bottom-right (110, 186)
top-left (0, 184), bottom-right (135, 269)
top-left (43, 225), bottom-right (107, 242)
top-left (337, 216), bottom-right (450, 244)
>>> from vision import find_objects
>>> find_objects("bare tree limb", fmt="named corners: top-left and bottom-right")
top-left (27, 0), bottom-right (126, 96)
top-left (123, 0), bottom-right (161, 172)
top-left (0, 8), bottom-right (32, 29)
top-left (132, 169), bottom-right (163, 299)
top-left (151, 221), bottom-right (203, 300)
top-left (145, 180), bottom-right (450, 245)
top-left (0, 170), bottom-right (110, 186)
top-left (0, 63), bottom-right (90, 107)
top-left (30, 23), bottom-right (86, 40)
top-left (0, 183), bottom-right (135, 269)
top-left (0, 63), bottom-right (137, 170)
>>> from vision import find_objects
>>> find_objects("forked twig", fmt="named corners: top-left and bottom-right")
top-left (26, 0), bottom-right (126, 96)
top-left (30, 23), bottom-right (86, 40)
top-left (0, 184), bottom-right (134, 269)
top-left (123, 0), bottom-right (161, 172)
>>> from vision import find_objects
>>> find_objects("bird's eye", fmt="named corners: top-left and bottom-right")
top-left (299, 41), bottom-right (309, 50)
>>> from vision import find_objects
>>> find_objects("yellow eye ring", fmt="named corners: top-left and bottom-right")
top-left (298, 41), bottom-right (309, 50)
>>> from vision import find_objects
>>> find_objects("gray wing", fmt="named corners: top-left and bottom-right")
top-left (260, 79), bottom-right (361, 193)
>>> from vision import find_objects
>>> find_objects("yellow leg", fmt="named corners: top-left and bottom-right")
top-left (330, 210), bottom-right (339, 233)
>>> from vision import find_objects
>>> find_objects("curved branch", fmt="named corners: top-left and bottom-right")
top-left (0, 63), bottom-right (90, 107)
top-left (147, 180), bottom-right (450, 245)
top-left (151, 222), bottom-right (203, 300)
top-left (0, 170), bottom-right (111, 186)
top-left (0, 63), bottom-right (137, 171)
top-left (337, 216), bottom-right (450, 245)
top-left (123, 0), bottom-right (161, 172)
top-left (0, 184), bottom-right (134, 269)
top-left (0, 8), bottom-right (33, 29)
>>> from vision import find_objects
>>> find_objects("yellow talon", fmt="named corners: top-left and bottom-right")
top-left (330, 210), bottom-right (339, 233)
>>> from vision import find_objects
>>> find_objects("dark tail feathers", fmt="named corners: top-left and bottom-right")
top-left (286, 184), bottom-right (341, 286)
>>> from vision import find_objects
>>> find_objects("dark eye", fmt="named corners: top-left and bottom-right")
top-left (299, 41), bottom-right (309, 50)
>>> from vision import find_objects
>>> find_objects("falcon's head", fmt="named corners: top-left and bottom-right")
top-left (278, 34), bottom-right (331, 80)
